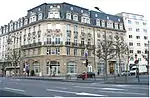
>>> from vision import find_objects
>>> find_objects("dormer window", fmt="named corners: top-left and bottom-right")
top-left (96, 19), bottom-right (100, 26)
top-left (73, 14), bottom-right (78, 21)
top-left (81, 13), bottom-right (90, 24)
top-left (119, 23), bottom-right (123, 30)
top-left (102, 20), bottom-right (105, 27)
top-left (66, 12), bottom-right (71, 20)
top-left (115, 23), bottom-right (118, 29)
top-left (48, 10), bottom-right (60, 18)
top-left (38, 13), bottom-right (42, 20)
top-left (107, 21), bottom-right (113, 28)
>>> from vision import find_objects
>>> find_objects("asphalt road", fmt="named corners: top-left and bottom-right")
top-left (0, 77), bottom-right (149, 97)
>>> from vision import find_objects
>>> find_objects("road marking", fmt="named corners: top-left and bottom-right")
top-left (55, 87), bottom-right (67, 89)
top-left (73, 86), bottom-right (124, 91)
top-left (54, 96), bottom-right (64, 98)
top-left (4, 87), bottom-right (25, 92)
top-left (46, 89), bottom-right (105, 96)
top-left (76, 92), bottom-right (104, 96)
top-left (98, 90), bottom-right (147, 95)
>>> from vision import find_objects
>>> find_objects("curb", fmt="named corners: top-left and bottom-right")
top-left (15, 77), bottom-right (97, 83)
top-left (105, 82), bottom-right (149, 85)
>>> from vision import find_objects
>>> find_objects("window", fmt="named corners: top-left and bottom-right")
top-left (55, 37), bottom-right (60, 44)
top-left (135, 21), bottom-right (139, 25)
top-left (38, 13), bottom-right (42, 20)
top-left (119, 24), bottom-right (123, 30)
top-left (128, 28), bottom-right (132, 31)
top-left (56, 47), bottom-right (60, 55)
top-left (74, 25), bottom-right (78, 31)
top-left (73, 14), bottom-right (78, 21)
top-left (66, 13), bottom-right (71, 20)
top-left (102, 20), bottom-right (105, 27)
top-left (144, 43), bottom-right (148, 47)
top-left (96, 19), bottom-right (100, 26)
top-left (128, 20), bottom-right (132, 24)
top-left (67, 62), bottom-right (76, 73)
top-left (143, 29), bottom-right (147, 33)
top-left (129, 42), bottom-right (133, 46)
top-left (47, 47), bottom-right (51, 55)
top-left (136, 36), bottom-right (140, 39)
top-left (136, 28), bottom-right (140, 32)
top-left (74, 48), bottom-right (77, 56)
top-left (66, 47), bottom-right (70, 55)
top-left (144, 36), bottom-right (148, 40)
top-left (129, 35), bottom-right (132, 38)
top-left (130, 50), bottom-right (133, 53)
top-left (81, 49), bottom-right (84, 56)
top-left (143, 22), bottom-right (147, 25)
top-left (115, 23), bottom-right (118, 29)
top-left (137, 50), bottom-right (141, 54)
top-left (137, 43), bottom-right (140, 46)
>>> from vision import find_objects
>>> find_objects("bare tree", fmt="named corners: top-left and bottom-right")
top-left (114, 35), bottom-right (129, 75)
top-left (6, 35), bottom-right (21, 76)
top-left (96, 31), bottom-right (117, 81)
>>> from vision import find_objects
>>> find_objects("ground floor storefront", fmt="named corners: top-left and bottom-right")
top-left (19, 55), bottom-right (95, 76)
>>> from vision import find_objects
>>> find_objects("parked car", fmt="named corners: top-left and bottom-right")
top-left (121, 71), bottom-right (131, 76)
top-left (77, 72), bottom-right (95, 80)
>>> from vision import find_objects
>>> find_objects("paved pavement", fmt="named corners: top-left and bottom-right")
top-left (0, 77), bottom-right (149, 97)
top-left (8, 75), bottom-right (149, 84)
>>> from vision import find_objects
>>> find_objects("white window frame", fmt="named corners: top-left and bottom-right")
top-left (66, 12), bottom-right (71, 20)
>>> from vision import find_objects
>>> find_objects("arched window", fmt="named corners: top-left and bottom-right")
top-left (67, 62), bottom-right (77, 73)
top-left (32, 61), bottom-right (40, 74)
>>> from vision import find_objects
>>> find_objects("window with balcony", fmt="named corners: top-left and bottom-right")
top-left (81, 49), bottom-right (84, 56)
top-left (56, 47), bottom-right (60, 55)
top-left (74, 48), bottom-right (77, 56)
top-left (55, 37), bottom-right (60, 44)
top-left (66, 38), bottom-right (70, 45)
top-left (47, 35), bottom-right (51, 44)
top-left (66, 47), bottom-right (70, 55)
top-left (47, 47), bottom-right (51, 55)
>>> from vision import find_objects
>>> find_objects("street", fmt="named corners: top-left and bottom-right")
top-left (0, 77), bottom-right (149, 97)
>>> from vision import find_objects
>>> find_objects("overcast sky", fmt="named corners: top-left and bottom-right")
top-left (0, 0), bottom-right (149, 39)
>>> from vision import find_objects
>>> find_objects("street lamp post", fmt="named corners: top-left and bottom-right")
top-left (148, 40), bottom-right (149, 74)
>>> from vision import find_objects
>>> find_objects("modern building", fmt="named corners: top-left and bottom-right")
top-left (117, 12), bottom-right (149, 71)
top-left (0, 2), bottom-right (125, 76)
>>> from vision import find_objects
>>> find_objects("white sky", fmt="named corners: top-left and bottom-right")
top-left (0, 0), bottom-right (149, 39)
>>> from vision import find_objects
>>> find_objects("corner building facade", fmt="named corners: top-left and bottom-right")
top-left (0, 2), bottom-right (125, 76)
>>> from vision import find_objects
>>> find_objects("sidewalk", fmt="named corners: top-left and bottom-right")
top-left (9, 75), bottom-right (149, 85)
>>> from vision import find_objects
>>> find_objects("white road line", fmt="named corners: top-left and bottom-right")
top-left (98, 90), bottom-right (147, 95)
top-left (55, 87), bottom-right (67, 89)
top-left (4, 87), bottom-right (25, 92)
top-left (54, 96), bottom-right (64, 98)
top-left (73, 86), bottom-right (124, 91)
top-left (46, 89), bottom-right (105, 96)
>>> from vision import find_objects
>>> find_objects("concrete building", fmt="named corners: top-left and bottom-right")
top-left (117, 12), bottom-right (149, 71)
top-left (0, 2), bottom-right (125, 76)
